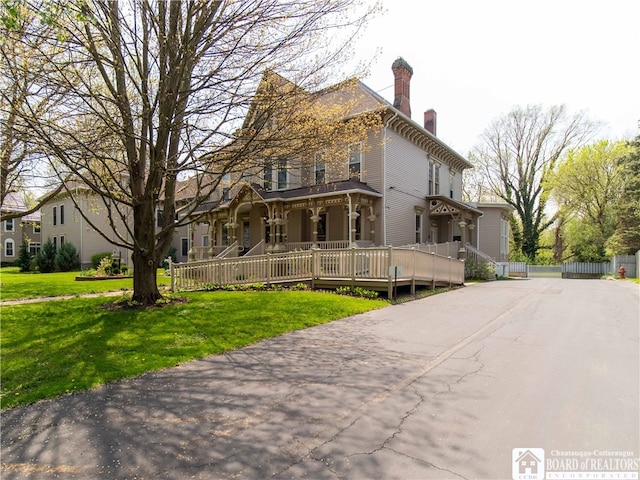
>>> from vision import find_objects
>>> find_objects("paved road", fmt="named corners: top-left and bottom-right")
top-left (2, 279), bottom-right (639, 479)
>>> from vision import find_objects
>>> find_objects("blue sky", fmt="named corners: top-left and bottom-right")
top-left (352, 0), bottom-right (640, 156)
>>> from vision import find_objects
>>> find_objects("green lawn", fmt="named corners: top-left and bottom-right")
top-left (0, 267), bottom-right (171, 301)
top-left (1, 290), bottom-right (386, 409)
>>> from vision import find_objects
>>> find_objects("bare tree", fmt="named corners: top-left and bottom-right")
top-left (0, 5), bottom-right (67, 216)
top-left (469, 104), bottom-right (598, 261)
top-left (6, 0), bottom-right (380, 305)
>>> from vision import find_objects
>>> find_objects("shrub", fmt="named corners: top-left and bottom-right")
top-left (18, 242), bottom-right (32, 272)
top-left (91, 252), bottom-right (112, 269)
top-left (96, 256), bottom-right (126, 276)
top-left (35, 238), bottom-right (57, 273)
top-left (464, 259), bottom-right (496, 281)
top-left (55, 242), bottom-right (80, 272)
top-left (336, 286), bottom-right (379, 299)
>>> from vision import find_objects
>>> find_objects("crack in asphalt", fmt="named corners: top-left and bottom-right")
top-left (384, 447), bottom-right (470, 480)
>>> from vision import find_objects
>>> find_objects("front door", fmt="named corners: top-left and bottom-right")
top-left (429, 226), bottom-right (438, 243)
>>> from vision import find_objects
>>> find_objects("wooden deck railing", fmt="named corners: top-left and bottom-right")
top-left (170, 247), bottom-right (464, 294)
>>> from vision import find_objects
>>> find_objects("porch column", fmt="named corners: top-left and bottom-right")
top-left (309, 206), bottom-right (322, 248)
top-left (467, 223), bottom-right (475, 248)
top-left (188, 223), bottom-right (196, 261)
top-left (208, 218), bottom-right (216, 259)
top-left (266, 218), bottom-right (275, 252)
top-left (349, 210), bottom-right (360, 247)
top-left (458, 220), bottom-right (467, 259)
top-left (368, 206), bottom-right (376, 246)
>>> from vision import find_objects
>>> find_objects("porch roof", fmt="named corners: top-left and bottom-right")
top-left (426, 195), bottom-right (483, 217)
top-left (251, 179), bottom-right (382, 202)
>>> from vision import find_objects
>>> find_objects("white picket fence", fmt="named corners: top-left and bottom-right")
top-left (170, 247), bottom-right (464, 294)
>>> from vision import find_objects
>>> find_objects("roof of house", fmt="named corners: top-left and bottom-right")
top-left (1, 192), bottom-right (41, 221)
top-left (251, 179), bottom-right (382, 202)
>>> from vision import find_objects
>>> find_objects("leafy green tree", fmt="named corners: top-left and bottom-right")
top-left (35, 237), bottom-right (56, 273)
top-left (54, 242), bottom-right (79, 271)
top-left (470, 104), bottom-right (597, 261)
top-left (549, 140), bottom-right (629, 261)
top-left (17, 241), bottom-right (32, 271)
top-left (608, 135), bottom-right (640, 254)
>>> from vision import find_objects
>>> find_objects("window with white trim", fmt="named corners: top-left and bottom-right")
top-left (4, 238), bottom-right (15, 257)
top-left (29, 242), bottom-right (41, 256)
top-left (4, 218), bottom-right (14, 232)
top-left (500, 218), bottom-right (509, 256)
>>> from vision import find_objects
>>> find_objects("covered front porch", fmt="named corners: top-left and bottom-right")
top-left (425, 196), bottom-right (483, 258)
top-left (188, 180), bottom-right (383, 260)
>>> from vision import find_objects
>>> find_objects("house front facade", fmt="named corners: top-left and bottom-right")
top-left (1, 192), bottom-right (41, 266)
top-left (186, 58), bottom-right (487, 260)
top-left (34, 58), bottom-right (508, 271)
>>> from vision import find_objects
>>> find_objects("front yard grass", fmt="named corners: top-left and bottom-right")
top-left (0, 290), bottom-right (386, 409)
top-left (0, 267), bottom-right (171, 301)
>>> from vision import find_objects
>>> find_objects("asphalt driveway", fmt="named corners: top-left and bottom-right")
top-left (2, 278), bottom-right (639, 479)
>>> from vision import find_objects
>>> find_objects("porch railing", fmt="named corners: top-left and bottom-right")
top-left (408, 241), bottom-right (461, 258)
top-left (217, 241), bottom-right (240, 258)
top-left (170, 246), bottom-right (464, 293)
top-left (192, 246), bottom-right (227, 260)
top-left (244, 240), bottom-right (265, 257)
top-left (464, 243), bottom-right (496, 266)
top-left (284, 241), bottom-right (350, 251)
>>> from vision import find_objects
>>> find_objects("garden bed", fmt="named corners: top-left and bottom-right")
top-left (75, 275), bottom-right (133, 281)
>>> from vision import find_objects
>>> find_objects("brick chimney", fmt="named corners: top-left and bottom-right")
top-left (424, 109), bottom-right (437, 136)
top-left (391, 57), bottom-right (413, 118)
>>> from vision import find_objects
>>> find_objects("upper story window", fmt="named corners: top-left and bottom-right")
top-left (314, 154), bottom-right (326, 185)
top-left (4, 218), bottom-right (14, 232)
top-left (348, 143), bottom-right (361, 180)
top-left (222, 186), bottom-right (230, 201)
top-left (263, 162), bottom-right (273, 191)
top-left (449, 171), bottom-right (455, 199)
top-left (428, 161), bottom-right (440, 195)
top-left (277, 158), bottom-right (287, 190)
top-left (33, 223), bottom-right (41, 233)
top-left (53, 206), bottom-right (57, 226)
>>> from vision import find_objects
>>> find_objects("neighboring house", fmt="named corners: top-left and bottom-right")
top-left (38, 185), bottom-right (198, 268)
top-left (0, 192), bottom-right (41, 266)
top-left (186, 58), bottom-right (492, 259)
top-left (468, 202), bottom-right (515, 262)
top-left (39, 187), bottom-right (133, 268)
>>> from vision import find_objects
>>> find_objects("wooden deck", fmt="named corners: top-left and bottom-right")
top-left (170, 247), bottom-right (464, 296)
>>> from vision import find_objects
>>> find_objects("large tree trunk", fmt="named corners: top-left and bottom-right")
top-left (131, 199), bottom-right (162, 305)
